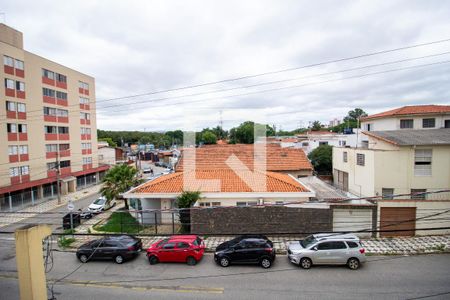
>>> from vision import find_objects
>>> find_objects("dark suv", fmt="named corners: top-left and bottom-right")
top-left (214, 237), bottom-right (276, 268)
top-left (76, 235), bottom-right (142, 264)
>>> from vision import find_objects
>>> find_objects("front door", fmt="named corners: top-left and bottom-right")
top-left (158, 242), bottom-right (176, 262)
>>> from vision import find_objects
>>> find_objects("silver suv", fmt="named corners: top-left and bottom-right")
top-left (287, 234), bottom-right (366, 270)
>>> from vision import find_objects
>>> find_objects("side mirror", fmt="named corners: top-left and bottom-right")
top-left (312, 246), bottom-right (318, 251)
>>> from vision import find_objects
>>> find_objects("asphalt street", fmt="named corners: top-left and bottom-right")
top-left (0, 237), bottom-right (449, 300)
top-left (0, 192), bottom-right (101, 233)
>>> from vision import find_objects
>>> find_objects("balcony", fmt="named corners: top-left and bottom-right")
top-left (15, 69), bottom-right (24, 78)
top-left (59, 150), bottom-right (71, 157)
top-left (7, 133), bottom-right (18, 141)
top-left (60, 167), bottom-right (71, 176)
top-left (86, 119), bottom-right (91, 125)
top-left (18, 133), bottom-right (28, 141)
top-left (20, 154), bottom-right (29, 161)
top-left (44, 115), bottom-right (57, 122)
top-left (56, 81), bottom-right (67, 89)
top-left (4, 65), bottom-right (14, 75)
top-left (6, 111), bottom-right (16, 119)
top-left (46, 152), bottom-right (57, 159)
top-left (56, 99), bottom-right (68, 106)
top-left (45, 133), bottom-right (58, 140)
top-left (83, 164), bottom-right (93, 171)
top-left (43, 95), bottom-right (56, 104)
top-left (9, 155), bottom-right (19, 163)
top-left (16, 91), bottom-right (26, 99)
top-left (10, 176), bottom-right (21, 185)
top-left (5, 88), bottom-right (15, 97)
top-left (59, 134), bottom-right (70, 140)
top-left (47, 169), bottom-right (57, 178)
top-left (17, 112), bottom-right (26, 120)
top-left (57, 116), bottom-right (69, 123)
top-left (21, 174), bottom-right (30, 183)
top-left (42, 76), bottom-right (55, 86)
top-left (82, 149), bottom-right (92, 155)
top-left (80, 119), bottom-right (86, 125)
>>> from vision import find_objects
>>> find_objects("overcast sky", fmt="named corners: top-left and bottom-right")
top-left (3, 0), bottom-right (450, 131)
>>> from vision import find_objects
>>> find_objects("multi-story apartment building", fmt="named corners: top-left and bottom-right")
top-left (0, 24), bottom-right (108, 211)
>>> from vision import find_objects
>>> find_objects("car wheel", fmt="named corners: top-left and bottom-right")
top-left (219, 257), bottom-right (230, 267)
top-left (300, 257), bottom-right (312, 269)
top-left (260, 258), bottom-right (272, 269)
top-left (186, 256), bottom-right (197, 266)
top-left (114, 255), bottom-right (124, 264)
top-left (347, 258), bottom-right (360, 270)
top-left (78, 254), bottom-right (88, 263)
top-left (148, 255), bottom-right (159, 265)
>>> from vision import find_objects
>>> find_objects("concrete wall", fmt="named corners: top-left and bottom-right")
top-left (377, 200), bottom-right (450, 236)
top-left (190, 206), bottom-right (332, 235)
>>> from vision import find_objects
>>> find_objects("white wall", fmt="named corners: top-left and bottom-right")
top-left (361, 114), bottom-right (450, 131)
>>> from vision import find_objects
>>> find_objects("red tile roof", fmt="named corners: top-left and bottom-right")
top-left (361, 105), bottom-right (450, 121)
top-left (176, 144), bottom-right (312, 172)
top-left (131, 169), bottom-right (309, 193)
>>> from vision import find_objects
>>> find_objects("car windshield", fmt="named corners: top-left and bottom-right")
top-left (193, 237), bottom-right (202, 246)
top-left (93, 198), bottom-right (106, 205)
top-left (300, 235), bottom-right (318, 248)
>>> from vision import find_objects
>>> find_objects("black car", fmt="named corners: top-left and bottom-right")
top-left (76, 235), bottom-right (142, 264)
top-left (214, 237), bottom-right (276, 268)
top-left (215, 235), bottom-right (273, 251)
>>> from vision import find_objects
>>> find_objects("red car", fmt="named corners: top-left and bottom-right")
top-left (146, 235), bottom-right (205, 265)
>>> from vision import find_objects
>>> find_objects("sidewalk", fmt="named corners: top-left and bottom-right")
top-left (64, 233), bottom-right (449, 255)
top-left (0, 184), bottom-right (102, 228)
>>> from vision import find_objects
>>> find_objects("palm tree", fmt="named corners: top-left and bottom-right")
top-left (101, 164), bottom-right (143, 210)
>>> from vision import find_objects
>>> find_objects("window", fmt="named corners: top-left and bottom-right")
top-left (339, 140), bottom-right (346, 146)
top-left (5, 78), bottom-right (14, 89)
top-left (80, 97), bottom-right (89, 104)
top-left (56, 91), bottom-right (67, 100)
top-left (199, 202), bottom-right (211, 207)
top-left (177, 242), bottom-right (189, 249)
top-left (414, 149), bottom-right (432, 176)
top-left (382, 188), bottom-right (394, 200)
top-left (83, 157), bottom-right (92, 164)
top-left (59, 144), bottom-right (70, 151)
top-left (3, 55), bottom-right (14, 67)
top-left (45, 126), bottom-right (57, 134)
top-left (6, 101), bottom-right (16, 111)
top-left (58, 127), bottom-right (69, 134)
top-left (57, 109), bottom-right (68, 117)
top-left (60, 160), bottom-right (71, 168)
top-left (18, 124), bottom-right (27, 133)
top-left (19, 145), bottom-right (28, 154)
top-left (8, 146), bottom-right (18, 155)
top-left (302, 142), bottom-right (309, 147)
top-left (43, 88), bottom-right (55, 97)
top-left (17, 103), bottom-right (26, 112)
top-left (14, 59), bottom-right (24, 70)
top-left (7, 123), bottom-right (17, 133)
top-left (163, 243), bottom-right (175, 249)
top-left (9, 167), bottom-right (19, 177)
top-left (365, 123), bottom-right (372, 131)
top-left (47, 162), bottom-right (57, 170)
top-left (16, 81), bottom-right (25, 91)
top-left (343, 151), bottom-right (348, 162)
top-left (20, 166), bottom-right (29, 175)
top-left (79, 81), bottom-right (89, 90)
top-left (411, 189), bottom-right (426, 200)
top-left (318, 241), bottom-right (346, 250)
top-left (42, 69), bottom-right (55, 79)
top-left (356, 153), bottom-right (365, 166)
top-left (46, 144), bottom-right (58, 152)
top-left (422, 118), bottom-right (435, 128)
top-left (212, 202), bottom-right (221, 206)
top-left (317, 242), bottom-right (332, 250)
top-left (346, 241), bottom-right (359, 248)
top-left (56, 73), bottom-right (67, 83)
top-left (319, 141), bottom-right (328, 146)
top-left (44, 107), bottom-right (57, 116)
top-left (400, 119), bottom-right (413, 129)
top-left (445, 120), bottom-right (450, 128)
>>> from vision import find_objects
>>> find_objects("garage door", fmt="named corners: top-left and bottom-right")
top-left (333, 209), bottom-right (373, 237)
top-left (380, 207), bottom-right (416, 237)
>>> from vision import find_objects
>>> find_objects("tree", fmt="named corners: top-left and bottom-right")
top-left (229, 121), bottom-right (275, 144)
top-left (201, 131), bottom-right (217, 144)
top-left (308, 145), bottom-right (332, 174)
top-left (344, 108), bottom-right (368, 123)
top-left (98, 137), bottom-right (117, 148)
top-left (101, 164), bottom-right (143, 210)
top-left (176, 191), bottom-right (201, 232)
top-left (311, 121), bottom-right (322, 131)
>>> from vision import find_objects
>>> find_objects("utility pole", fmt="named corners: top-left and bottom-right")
top-left (56, 150), bottom-right (61, 205)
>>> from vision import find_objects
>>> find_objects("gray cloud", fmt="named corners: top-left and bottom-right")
top-left (3, 0), bottom-right (450, 131)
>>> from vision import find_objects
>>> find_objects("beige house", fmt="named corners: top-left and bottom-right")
top-left (333, 129), bottom-right (450, 199)
top-left (0, 24), bottom-right (107, 211)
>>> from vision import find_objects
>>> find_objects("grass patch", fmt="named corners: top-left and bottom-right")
top-left (58, 236), bottom-right (76, 248)
top-left (94, 212), bottom-right (141, 234)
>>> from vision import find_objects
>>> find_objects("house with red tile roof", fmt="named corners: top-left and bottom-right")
top-left (360, 105), bottom-right (450, 132)
top-left (175, 143), bottom-right (313, 178)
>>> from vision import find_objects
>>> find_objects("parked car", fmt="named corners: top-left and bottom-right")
top-left (76, 235), bottom-right (142, 264)
top-left (287, 233), bottom-right (366, 270)
top-left (88, 196), bottom-right (116, 213)
top-left (79, 209), bottom-right (93, 219)
top-left (214, 237), bottom-right (276, 268)
top-left (215, 234), bottom-right (272, 251)
top-left (146, 235), bottom-right (205, 265)
top-left (143, 167), bottom-right (152, 174)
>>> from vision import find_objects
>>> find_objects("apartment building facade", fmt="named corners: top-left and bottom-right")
top-left (0, 24), bottom-right (108, 211)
